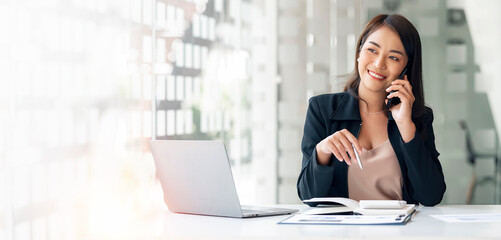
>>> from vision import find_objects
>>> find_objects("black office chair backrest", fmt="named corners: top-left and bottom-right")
top-left (459, 120), bottom-right (476, 165)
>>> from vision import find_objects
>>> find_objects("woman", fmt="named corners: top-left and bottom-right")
top-left (297, 14), bottom-right (446, 206)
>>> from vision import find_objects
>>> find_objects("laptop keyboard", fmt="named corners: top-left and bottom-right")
top-left (242, 209), bottom-right (269, 215)
top-left (242, 206), bottom-right (274, 214)
top-left (241, 205), bottom-right (296, 216)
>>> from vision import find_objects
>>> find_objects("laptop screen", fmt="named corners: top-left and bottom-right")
top-left (150, 140), bottom-right (244, 217)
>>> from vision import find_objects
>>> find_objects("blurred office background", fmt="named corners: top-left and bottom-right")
top-left (1, 0), bottom-right (500, 238)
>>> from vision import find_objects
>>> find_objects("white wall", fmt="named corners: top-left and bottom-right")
top-left (464, 0), bottom-right (501, 139)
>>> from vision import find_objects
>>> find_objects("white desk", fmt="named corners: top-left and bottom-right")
top-left (89, 205), bottom-right (501, 239)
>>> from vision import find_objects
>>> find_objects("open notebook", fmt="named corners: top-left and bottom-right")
top-left (279, 198), bottom-right (415, 225)
top-left (302, 197), bottom-right (415, 215)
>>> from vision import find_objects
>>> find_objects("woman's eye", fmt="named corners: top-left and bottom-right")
top-left (367, 48), bottom-right (376, 53)
top-left (389, 56), bottom-right (399, 61)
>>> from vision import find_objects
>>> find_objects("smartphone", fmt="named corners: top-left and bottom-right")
top-left (386, 67), bottom-right (407, 110)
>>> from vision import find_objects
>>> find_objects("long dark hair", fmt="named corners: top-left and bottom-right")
top-left (344, 14), bottom-right (428, 135)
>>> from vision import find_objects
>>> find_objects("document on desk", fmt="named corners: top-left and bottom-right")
top-left (430, 214), bottom-right (501, 223)
top-left (278, 213), bottom-right (413, 225)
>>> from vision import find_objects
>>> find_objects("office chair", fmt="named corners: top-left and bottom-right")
top-left (459, 120), bottom-right (499, 204)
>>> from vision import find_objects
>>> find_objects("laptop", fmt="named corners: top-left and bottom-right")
top-left (150, 140), bottom-right (299, 218)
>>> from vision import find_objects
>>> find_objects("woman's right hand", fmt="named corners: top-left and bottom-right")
top-left (315, 129), bottom-right (362, 166)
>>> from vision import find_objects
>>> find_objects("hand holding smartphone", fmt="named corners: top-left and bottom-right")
top-left (386, 67), bottom-right (407, 110)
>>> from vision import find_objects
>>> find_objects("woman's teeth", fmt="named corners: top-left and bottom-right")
top-left (368, 70), bottom-right (386, 79)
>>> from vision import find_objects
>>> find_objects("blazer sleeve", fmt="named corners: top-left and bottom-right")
top-left (297, 97), bottom-right (336, 201)
top-left (401, 109), bottom-right (446, 206)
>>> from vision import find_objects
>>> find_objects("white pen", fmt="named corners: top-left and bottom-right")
top-left (352, 144), bottom-right (363, 170)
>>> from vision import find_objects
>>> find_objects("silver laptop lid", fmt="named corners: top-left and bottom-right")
top-left (150, 140), bottom-right (243, 218)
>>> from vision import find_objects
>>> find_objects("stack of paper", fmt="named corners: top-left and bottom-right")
top-left (279, 213), bottom-right (412, 225)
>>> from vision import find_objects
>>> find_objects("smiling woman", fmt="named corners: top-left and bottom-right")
top-left (297, 14), bottom-right (446, 207)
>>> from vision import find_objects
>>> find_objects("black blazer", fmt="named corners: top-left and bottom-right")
top-left (297, 92), bottom-right (446, 206)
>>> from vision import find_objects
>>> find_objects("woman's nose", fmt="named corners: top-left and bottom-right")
top-left (373, 56), bottom-right (386, 70)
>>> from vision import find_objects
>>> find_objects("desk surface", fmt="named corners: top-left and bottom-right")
top-left (90, 204), bottom-right (501, 239)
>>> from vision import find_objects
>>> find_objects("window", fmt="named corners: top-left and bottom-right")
top-left (0, 1), bottom-right (274, 238)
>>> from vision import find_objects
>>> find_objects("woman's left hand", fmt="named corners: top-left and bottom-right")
top-left (386, 75), bottom-right (416, 142)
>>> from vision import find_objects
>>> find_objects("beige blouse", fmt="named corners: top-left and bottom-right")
top-left (348, 139), bottom-right (403, 201)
